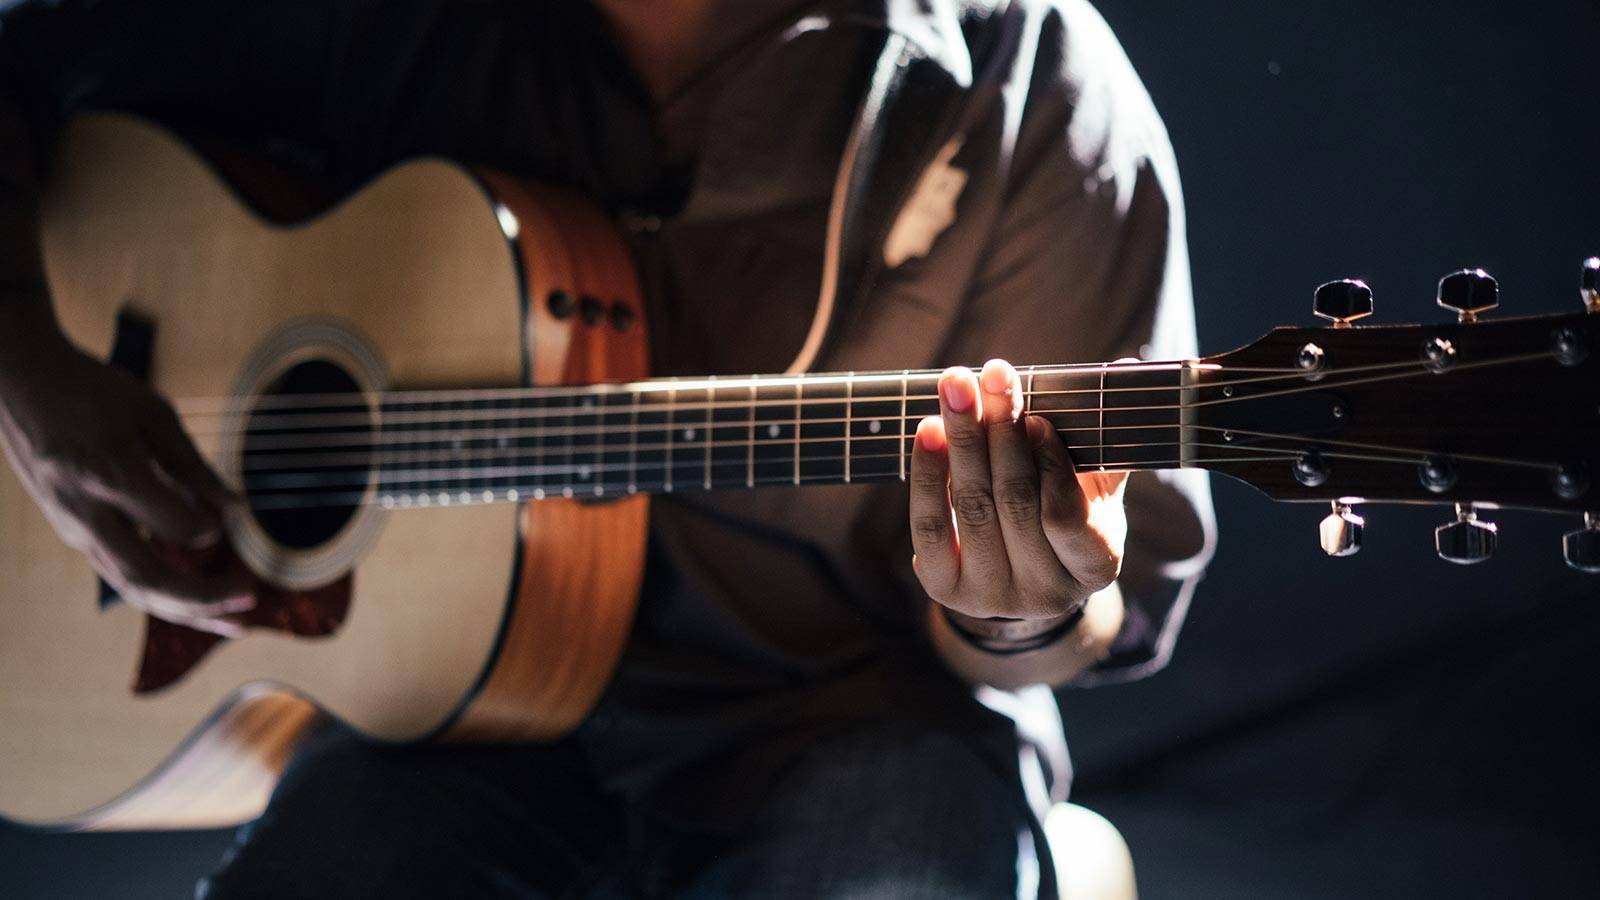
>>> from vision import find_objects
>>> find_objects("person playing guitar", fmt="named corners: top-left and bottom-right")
top-left (0, 1), bottom-right (1213, 896)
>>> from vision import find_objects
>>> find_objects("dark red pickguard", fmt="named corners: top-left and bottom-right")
top-left (132, 545), bottom-right (351, 694)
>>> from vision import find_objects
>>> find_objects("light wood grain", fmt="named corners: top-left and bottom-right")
top-left (0, 114), bottom-right (633, 828)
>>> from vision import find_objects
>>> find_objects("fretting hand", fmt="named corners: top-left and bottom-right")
top-left (909, 359), bottom-right (1128, 633)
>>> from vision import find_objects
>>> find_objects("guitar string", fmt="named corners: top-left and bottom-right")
top-left (185, 350), bottom-right (1555, 461)
top-left (170, 360), bottom-right (1306, 415)
top-left (241, 438), bottom-right (1464, 512)
top-left (236, 418), bottom-right (1554, 495)
top-left (241, 449), bottom-right (1306, 511)
top-left (241, 438), bottom-right (1219, 492)
top-left (174, 355), bottom-right (1450, 431)
top-left (224, 412), bottom-right (1561, 479)
top-left (228, 418), bottom-right (1185, 473)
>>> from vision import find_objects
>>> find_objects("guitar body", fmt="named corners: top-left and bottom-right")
top-left (0, 114), bottom-right (649, 829)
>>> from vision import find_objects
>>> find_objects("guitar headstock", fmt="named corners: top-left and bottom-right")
top-left (1189, 260), bottom-right (1600, 571)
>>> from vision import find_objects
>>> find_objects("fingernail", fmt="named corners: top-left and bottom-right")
top-left (980, 360), bottom-right (1011, 395)
top-left (939, 370), bottom-right (974, 412)
top-left (916, 416), bottom-right (946, 452)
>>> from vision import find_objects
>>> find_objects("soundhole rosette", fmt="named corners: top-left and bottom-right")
top-left (219, 320), bottom-right (389, 590)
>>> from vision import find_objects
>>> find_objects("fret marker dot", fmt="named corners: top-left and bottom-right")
top-left (481, 490), bottom-right (494, 503)
top-left (438, 494), bottom-right (450, 506)
top-left (593, 485), bottom-right (604, 496)
top-left (533, 488), bottom-right (546, 500)
top-left (768, 424), bottom-right (781, 438)
top-left (399, 495), bottom-right (413, 508)
top-left (459, 493), bottom-right (472, 505)
top-left (562, 487), bottom-right (574, 498)
top-left (418, 495), bottom-right (430, 507)
top-left (684, 427), bottom-right (696, 441)
top-left (507, 489), bottom-right (520, 502)
top-left (380, 496), bottom-right (396, 509)
top-left (578, 464), bottom-right (592, 480)
top-left (869, 419), bottom-right (882, 434)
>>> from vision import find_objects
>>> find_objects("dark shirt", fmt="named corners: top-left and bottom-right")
top-left (0, 0), bottom-right (1215, 826)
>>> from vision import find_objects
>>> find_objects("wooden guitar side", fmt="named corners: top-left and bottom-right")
top-left (443, 176), bottom-right (649, 744)
top-left (0, 114), bottom-right (646, 829)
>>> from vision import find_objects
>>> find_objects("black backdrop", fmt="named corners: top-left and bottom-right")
top-left (3, 1), bottom-right (1597, 897)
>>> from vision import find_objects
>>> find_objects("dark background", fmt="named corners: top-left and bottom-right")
top-left (3, 1), bottom-right (1598, 897)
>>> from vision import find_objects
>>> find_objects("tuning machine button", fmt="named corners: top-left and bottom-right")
top-left (1435, 502), bottom-right (1497, 564)
top-left (1582, 257), bottom-right (1599, 313)
top-left (1564, 512), bottom-right (1600, 574)
top-left (1313, 279), bottom-right (1374, 327)
top-left (1319, 502), bottom-right (1364, 557)
top-left (1437, 269), bottom-right (1499, 322)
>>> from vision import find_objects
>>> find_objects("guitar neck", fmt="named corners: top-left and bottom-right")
top-left (354, 362), bottom-right (1192, 509)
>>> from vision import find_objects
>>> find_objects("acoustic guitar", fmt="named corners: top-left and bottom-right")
top-left (1, 114), bottom-right (1596, 833)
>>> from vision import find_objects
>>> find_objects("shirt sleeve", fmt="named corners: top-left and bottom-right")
top-left (946, 0), bottom-right (1216, 683)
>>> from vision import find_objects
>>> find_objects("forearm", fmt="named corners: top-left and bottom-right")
top-left (927, 582), bottom-right (1125, 691)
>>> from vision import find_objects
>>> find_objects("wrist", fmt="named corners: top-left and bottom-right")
top-left (939, 605), bottom-right (1083, 656)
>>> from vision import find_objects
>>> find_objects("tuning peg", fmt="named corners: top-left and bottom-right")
top-left (1437, 269), bottom-right (1499, 322)
top-left (1564, 512), bottom-right (1600, 574)
top-left (1582, 257), bottom-right (1599, 313)
top-left (1313, 279), bottom-right (1374, 327)
top-left (1319, 502), bottom-right (1364, 557)
top-left (1436, 502), bottom-right (1497, 564)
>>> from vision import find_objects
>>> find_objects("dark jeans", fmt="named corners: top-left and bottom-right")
top-left (196, 718), bottom-right (1052, 899)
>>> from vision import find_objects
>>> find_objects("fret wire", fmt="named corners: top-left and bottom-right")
top-left (897, 370), bottom-right (908, 482)
top-left (665, 382), bottom-right (677, 493)
top-left (746, 376), bottom-right (757, 489)
top-left (703, 375), bottom-right (715, 491)
top-left (844, 373), bottom-right (854, 485)
top-left (791, 382), bottom-right (801, 486)
top-left (1097, 364), bottom-right (1107, 473)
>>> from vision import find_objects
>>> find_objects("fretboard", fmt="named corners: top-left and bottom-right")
top-left (355, 363), bottom-right (1188, 510)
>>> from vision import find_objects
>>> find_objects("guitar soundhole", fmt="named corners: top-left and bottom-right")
top-left (240, 359), bottom-right (373, 550)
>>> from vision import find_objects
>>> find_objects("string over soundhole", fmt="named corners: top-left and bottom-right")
top-left (241, 359), bottom-right (373, 548)
top-left (224, 320), bottom-right (389, 590)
